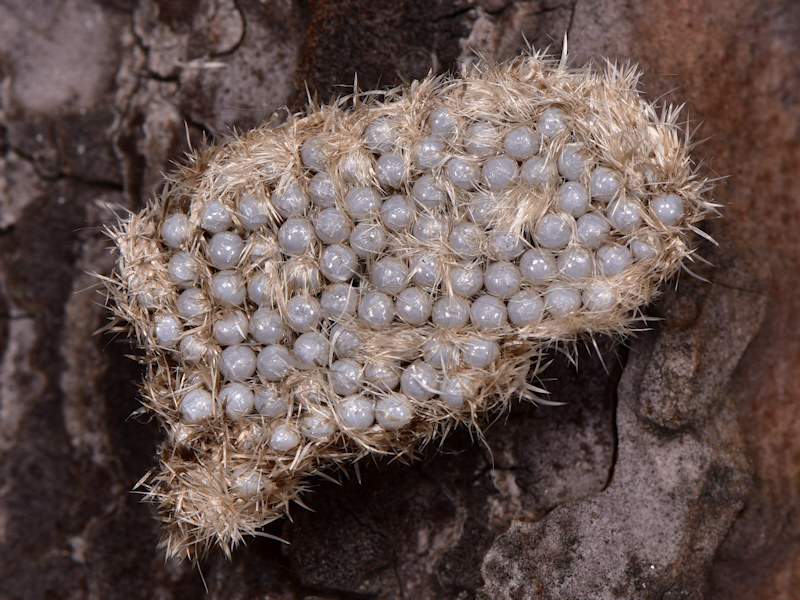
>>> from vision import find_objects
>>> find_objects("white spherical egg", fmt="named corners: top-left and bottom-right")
top-left (180, 389), bottom-right (214, 423)
top-left (376, 394), bottom-right (414, 430)
top-left (220, 382), bottom-right (254, 419)
top-left (220, 345), bottom-right (257, 380)
top-left (269, 424), bottom-right (301, 452)
top-left (400, 362), bottom-right (439, 401)
top-left (338, 395), bottom-right (376, 430)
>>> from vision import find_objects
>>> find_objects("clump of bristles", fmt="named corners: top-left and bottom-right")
top-left (104, 49), bottom-right (714, 560)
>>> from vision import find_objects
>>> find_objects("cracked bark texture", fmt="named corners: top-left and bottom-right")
top-left (0, 1), bottom-right (797, 598)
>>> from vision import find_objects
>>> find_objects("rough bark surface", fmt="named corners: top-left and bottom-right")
top-left (0, 1), bottom-right (797, 598)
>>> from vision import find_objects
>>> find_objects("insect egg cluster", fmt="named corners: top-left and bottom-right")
top-left (106, 52), bottom-right (712, 559)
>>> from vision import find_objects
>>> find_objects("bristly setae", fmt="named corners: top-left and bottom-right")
top-left (104, 49), bottom-right (714, 560)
